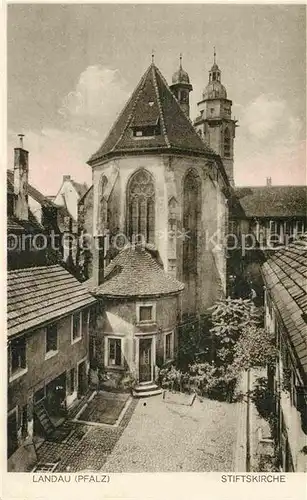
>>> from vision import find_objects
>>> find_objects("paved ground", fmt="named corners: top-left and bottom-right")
top-left (33, 391), bottom-right (243, 473)
top-left (76, 392), bottom-right (129, 425)
top-left (35, 398), bottom-right (138, 472)
top-left (103, 392), bottom-right (239, 472)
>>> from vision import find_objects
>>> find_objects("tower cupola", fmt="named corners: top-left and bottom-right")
top-left (170, 54), bottom-right (193, 117)
top-left (193, 48), bottom-right (238, 186)
top-left (203, 49), bottom-right (227, 100)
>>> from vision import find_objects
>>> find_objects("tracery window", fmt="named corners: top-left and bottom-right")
top-left (97, 175), bottom-right (108, 234)
top-left (127, 169), bottom-right (155, 243)
top-left (183, 169), bottom-right (201, 276)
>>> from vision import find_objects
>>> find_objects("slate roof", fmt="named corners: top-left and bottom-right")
top-left (90, 244), bottom-right (184, 298)
top-left (88, 63), bottom-right (218, 164)
top-left (231, 185), bottom-right (307, 219)
top-left (262, 234), bottom-right (307, 378)
top-left (7, 265), bottom-right (97, 338)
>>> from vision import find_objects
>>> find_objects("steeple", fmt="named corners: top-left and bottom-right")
top-left (194, 51), bottom-right (238, 186)
top-left (169, 54), bottom-right (193, 117)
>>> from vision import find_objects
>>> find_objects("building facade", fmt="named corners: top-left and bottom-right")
top-left (228, 184), bottom-right (307, 300)
top-left (6, 139), bottom-right (97, 472)
top-left (7, 141), bottom-right (75, 270)
top-left (87, 61), bottom-right (230, 318)
top-left (262, 235), bottom-right (307, 472)
top-left (87, 244), bottom-right (184, 393)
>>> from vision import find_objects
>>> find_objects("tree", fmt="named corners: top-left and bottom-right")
top-left (231, 324), bottom-right (276, 372)
top-left (208, 297), bottom-right (261, 365)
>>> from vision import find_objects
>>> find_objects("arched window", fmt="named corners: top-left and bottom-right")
top-left (127, 169), bottom-right (155, 243)
top-left (183, 169), bottom-right (201, 277)
top-left (224, 128), bottom-right (231, 158)
top-left (97, 175), bottom-right (108, 233)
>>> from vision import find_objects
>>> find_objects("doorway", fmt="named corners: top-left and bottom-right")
top-left (139, 338), bottom-right (153, 383)
top-left (78, 360), bottom-right (87, 397)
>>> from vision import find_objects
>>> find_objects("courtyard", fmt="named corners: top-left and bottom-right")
top-left (34, 391), bottom-right (242, 473)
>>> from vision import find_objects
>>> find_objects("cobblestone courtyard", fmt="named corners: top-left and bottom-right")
top-left (34, 392), bottom-right (241, 473)
top-left (103, 393), bottom-right (240, 472)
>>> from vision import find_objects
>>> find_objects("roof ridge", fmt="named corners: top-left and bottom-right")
top-left (110, 65), bottom-right (152, 154)
top-left (151, 65), bottom-right (170, 148)
top-left (154, 65), bottom-right (216, 154)
top-left (8, 264), bottom-right (60, 275)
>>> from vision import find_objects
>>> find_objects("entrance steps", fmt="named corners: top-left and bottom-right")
top-left (132, 381), bottom-right (162, 398)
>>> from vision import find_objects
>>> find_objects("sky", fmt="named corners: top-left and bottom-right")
top-left (7, 3), bottom-right (306, 194)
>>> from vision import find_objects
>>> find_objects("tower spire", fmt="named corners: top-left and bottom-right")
top-left (179, 53), bottom-right (182, 68)
top-left (213, 46), bottom-right (216, 65)
top-left (151, 49), bottom-right (155, 65)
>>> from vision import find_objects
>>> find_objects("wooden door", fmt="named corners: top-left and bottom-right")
top-left (139, 338), bottom-right (152, 382)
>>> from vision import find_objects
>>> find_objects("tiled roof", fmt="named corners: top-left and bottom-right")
top-left (71, 180), bottom-right (89, 199)
top-left (78, 185), bottom-right (93, 204)
top-left (7, 169), bottom-right (71, 230)
top-left (7, 265), bottom-right (97, 338)
top-left (7, 217), bottom-right (25, 232)
top-left (231, 185), bottom-right (307, 218)
top-left (88, 63), bottom-right (218, 164)
top-left (90, 244), bottom-right (184, 298)
top-left (262, 234), bottom-right (307, 378)
top-left (7, 214), bottom-right (43, 233)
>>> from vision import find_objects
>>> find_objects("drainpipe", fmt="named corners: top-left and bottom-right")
top-left (246, 368), bottom-right (251, 471)
top-left (98, 235), bottom-right (105, 285)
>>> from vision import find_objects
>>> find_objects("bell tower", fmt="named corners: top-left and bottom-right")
top-left (194, 49), bottom-right (237, 185)
top-left (170, 54), bottom-right (193, 117)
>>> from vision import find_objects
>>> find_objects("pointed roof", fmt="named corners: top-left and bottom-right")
top-left (89, 244), bottom-right (185, 298)
top-left (88, 63), bottom-right (217, 165)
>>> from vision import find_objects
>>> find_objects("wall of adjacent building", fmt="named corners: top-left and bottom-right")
top-left (91, 294), bottom-right (180, 383)
top-left (7, 307), bottom-right (91, 460)
top-left (264, 290), bottom-right (307, 472)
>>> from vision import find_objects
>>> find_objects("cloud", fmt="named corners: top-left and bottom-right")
top-left (240, 94), bottom-right (286, 140)
top-left (7, 65), bottom-right (130, 195)
top-left (59, 65), bottom-right (129, 135)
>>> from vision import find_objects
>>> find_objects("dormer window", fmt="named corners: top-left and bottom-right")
top-left (131, 118), bottom-right (161, 139)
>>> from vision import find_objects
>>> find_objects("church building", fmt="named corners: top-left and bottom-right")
top-left (85, 58), bottom-right (231, 390)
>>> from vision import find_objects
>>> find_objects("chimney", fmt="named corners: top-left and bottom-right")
top-left (63, 175), bottom-right (71, 182)
top-left (14, 134), bottom-right (29, 220)
top-left (266, 177), bottom-right (272, 187)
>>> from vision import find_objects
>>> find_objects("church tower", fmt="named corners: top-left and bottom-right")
top-left (169, 55), bottom-right (193, 117)
top-left (194, 50), bottom-right (237, 185)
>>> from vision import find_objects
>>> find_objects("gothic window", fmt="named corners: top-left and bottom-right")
top-left (183, 169), bottom-right (201, 276)
top-left (224, 128), bottom-right (231, 158)
top-left (127, 169), bottom-right (155, 243)
top-left (97, 175), bottom-right (108, 234)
